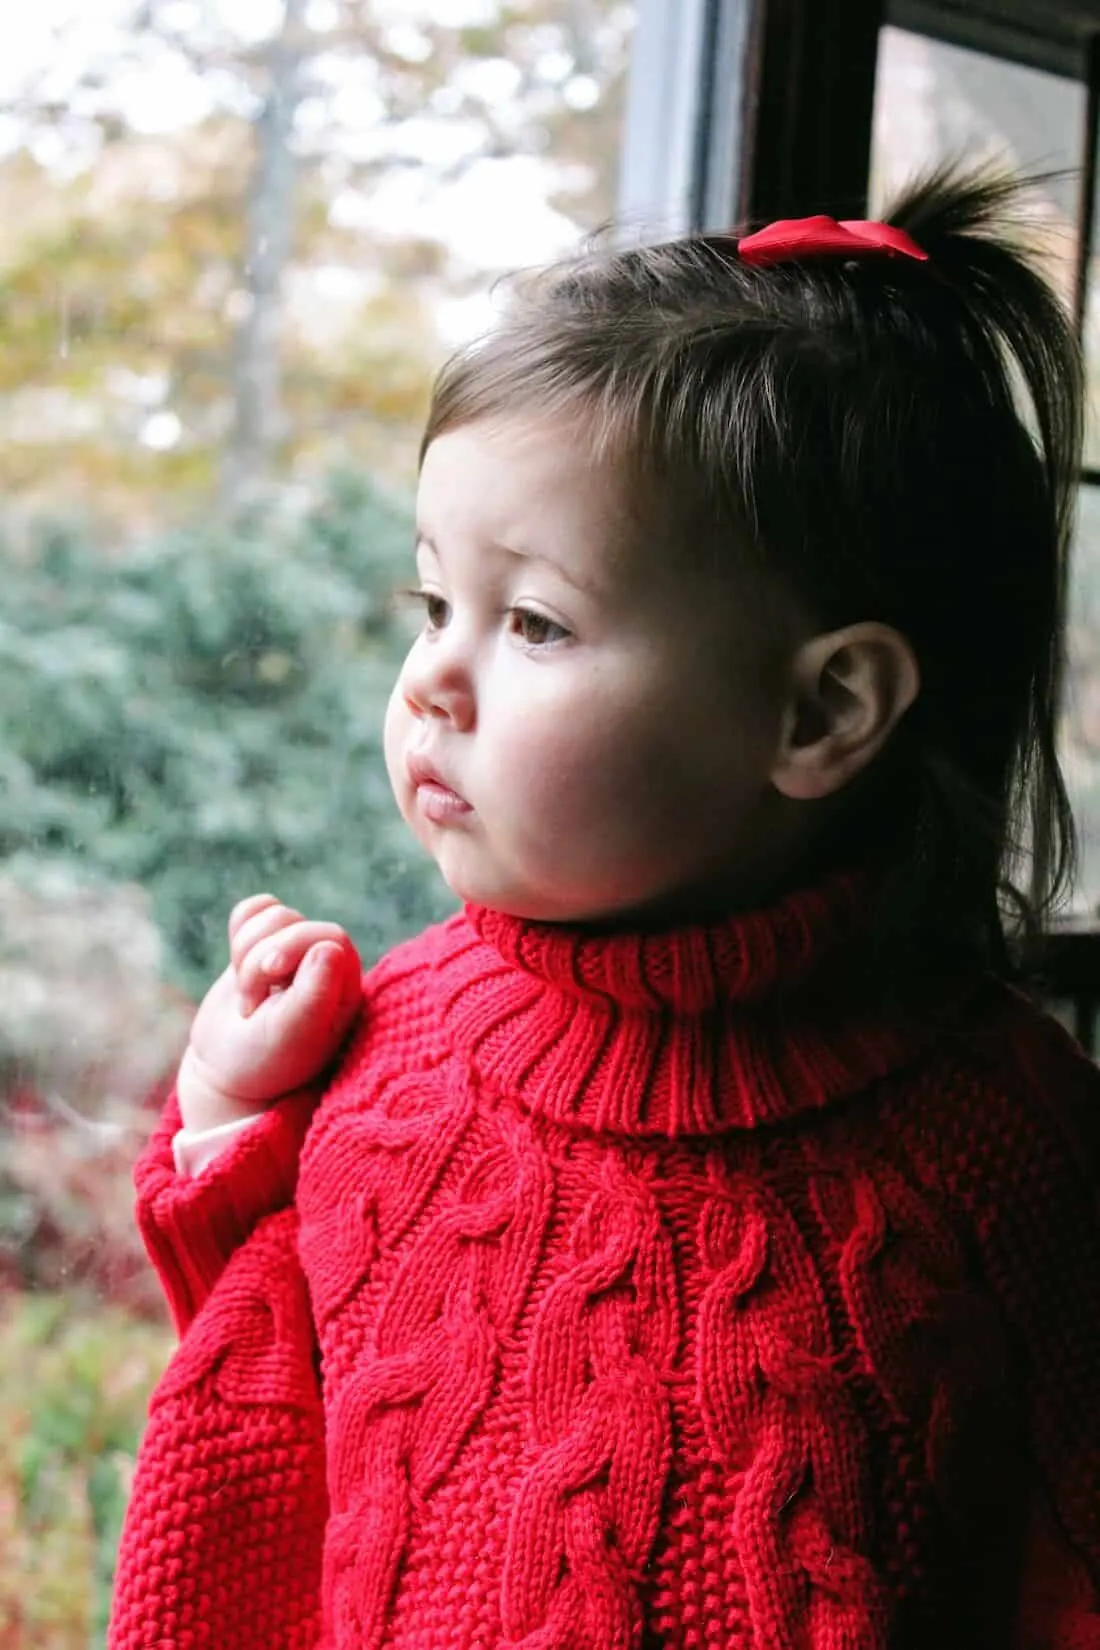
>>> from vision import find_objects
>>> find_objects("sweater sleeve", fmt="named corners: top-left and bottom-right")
top-left (173, 1112), bottom-right (266, 1178)
top-left (961, 1006), bottom-right (1100, 1646)
top-left (135, 1083), bottom-right (320, 1336)
top-left (108, 1205), bottom-right (327, 1650)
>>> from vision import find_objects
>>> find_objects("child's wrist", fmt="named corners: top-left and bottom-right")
top-left (176, 1046), bottom-right (271, 1134)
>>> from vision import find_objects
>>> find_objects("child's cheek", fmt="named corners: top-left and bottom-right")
top-left (382, 685), bottom-right (414, 811)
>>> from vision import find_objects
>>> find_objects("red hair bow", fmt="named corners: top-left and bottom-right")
top-left (736, 215), bottom-right (928, 266)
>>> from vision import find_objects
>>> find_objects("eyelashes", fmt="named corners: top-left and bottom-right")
top-left (397, 587), bottom-right (571, 649)
top-left (510, 609), bottom-right (570, 647)
top-left (398, 586), bottom-right (450, 629)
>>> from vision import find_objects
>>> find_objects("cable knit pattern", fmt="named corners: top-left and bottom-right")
top-left (319, 1108), bottom-right (554, 1649)
top-left (502, 1155), bottom-right (677, 1648)
top-left (111, 875), bottom-right (1100, 1649)
top-left (693, 1163), bottom-right (887, 1650)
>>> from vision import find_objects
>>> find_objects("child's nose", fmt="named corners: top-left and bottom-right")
top-left (401, 644), bottom-right (475, 731)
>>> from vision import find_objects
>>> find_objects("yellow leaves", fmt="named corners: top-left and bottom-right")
top-left (0, 0), bottom-right (630, 527)
top-left (0, 120), bottom-right (441, 523)
top-left (0, 120), bottom-right (254, 521)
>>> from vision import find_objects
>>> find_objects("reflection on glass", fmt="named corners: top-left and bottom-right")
top-left (0, 3), bottom-right (633, 1639)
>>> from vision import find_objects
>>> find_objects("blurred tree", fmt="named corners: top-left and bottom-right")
top-left (223, 0), bottom-right (310, 502)
top-left (0, 135), bottom-right (441, 522)
top-left (0, 0), bottom-right (633, 518)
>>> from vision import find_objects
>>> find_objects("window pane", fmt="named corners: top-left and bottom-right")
top-left (1078, 152), bottom-right (1100, 467)
top-left (871, 25), bottom-right (1100, 913)
top-left (0, 1), bottom-right (634, 1638)
top-left (1065, 484), bottom-right (1100, 907)
top-left (871, 24), bottom-right (1082, 307)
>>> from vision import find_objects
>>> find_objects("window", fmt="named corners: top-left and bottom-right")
top-left (1070, 150), bottom-right (1100, 905)
top-left (872, 26), bottom-right (1082, 300)
top-left (871, 24), bottom-right (1100, 910)
top-left (0, 2), bottom-right (634, 1637)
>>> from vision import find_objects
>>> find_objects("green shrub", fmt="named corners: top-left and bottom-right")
top-left (0, 469), bottom-right (452, 1002)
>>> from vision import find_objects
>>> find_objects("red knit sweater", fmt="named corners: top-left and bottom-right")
top-left (110, 878), bottom-right (1100, 1649)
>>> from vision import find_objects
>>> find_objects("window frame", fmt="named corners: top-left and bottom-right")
top-left (617, 0), bottom-right (885, 234)
top-left (617, 0), bottom-right (754, 235)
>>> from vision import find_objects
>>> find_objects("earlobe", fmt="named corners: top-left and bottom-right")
top-left (771, 623), bottom-right (920, 802)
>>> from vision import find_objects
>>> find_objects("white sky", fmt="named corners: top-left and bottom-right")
top-left (0, 0), bottom-right (592, 275)
top-left (0, 0), bottom-right (516, 107)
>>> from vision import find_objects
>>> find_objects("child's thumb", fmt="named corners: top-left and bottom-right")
top-left (296, 941), bottom-right (360, 1032)
top-left (301, 940), bottom-right (341, 989)
top-left (258, 942), bottom-right (359, 1070)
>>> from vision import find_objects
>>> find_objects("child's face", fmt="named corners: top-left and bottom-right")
top-left (384, 416), bottom-right (790, 925)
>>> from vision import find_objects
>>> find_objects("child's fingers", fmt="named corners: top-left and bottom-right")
top-left (228, 893), bottom-right (280, 944)
top-left (266, 941), bottom-right (361, 1045)
top-left (230, 901), bottom-right (305, 977)
top-left (244, 921), bottom-right (354, 989)
top-left (236, 921), bottom-right (356, 1016)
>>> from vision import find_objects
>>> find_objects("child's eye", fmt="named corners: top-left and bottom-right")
top-left (401, 588), bottom-right (450, 632)
top-left (423, 593), bottom-right (450, 631)
top-left (509, 608), bottom-right (569, 647)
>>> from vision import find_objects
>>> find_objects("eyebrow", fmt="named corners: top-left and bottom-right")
top-left (415, 531), bottom-right (599, 598)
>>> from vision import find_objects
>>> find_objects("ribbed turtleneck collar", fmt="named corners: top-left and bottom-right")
top-left (429, 874), bottom-right (949, 1139)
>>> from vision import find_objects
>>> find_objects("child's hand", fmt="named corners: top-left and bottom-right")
top-left (177, 893), bottom-right (363, 1133)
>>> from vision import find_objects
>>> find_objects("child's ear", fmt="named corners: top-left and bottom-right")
top-left (770, 623), bottom-right (920, 802)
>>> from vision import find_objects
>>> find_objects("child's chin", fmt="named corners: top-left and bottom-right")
top-left (440, 872), bottom-right (533, 918)
top-left (453, 888), bottom-right (597, 926)
top-left (431, 852), bottom-right (600, 923)
top-left (432, 859), bottom-right (490, 910)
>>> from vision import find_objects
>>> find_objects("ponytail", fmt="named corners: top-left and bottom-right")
top-left (881, 167), bottom-right (1082, 966)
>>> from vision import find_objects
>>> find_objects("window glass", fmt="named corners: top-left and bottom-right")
top-left (871, 25), bottom-right (1083, 274)
top-left (0, 2), bottom-right (633, 1638)
top-left (1072, 152), bottom-right (1100, 906)
top-left (871, 25), bottom-right (1100, 910)
top-left (1066, 487), bottom-right (1100, 907)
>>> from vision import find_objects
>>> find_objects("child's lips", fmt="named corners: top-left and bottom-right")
top-left (407, 753), bottom-right (472, 820)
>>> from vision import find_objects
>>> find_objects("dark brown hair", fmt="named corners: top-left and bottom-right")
top-left (423, 166), bottom-right (1084, 976)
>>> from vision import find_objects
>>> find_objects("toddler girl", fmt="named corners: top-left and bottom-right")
top-left (110, 168), bottom-right (1100, 1649)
